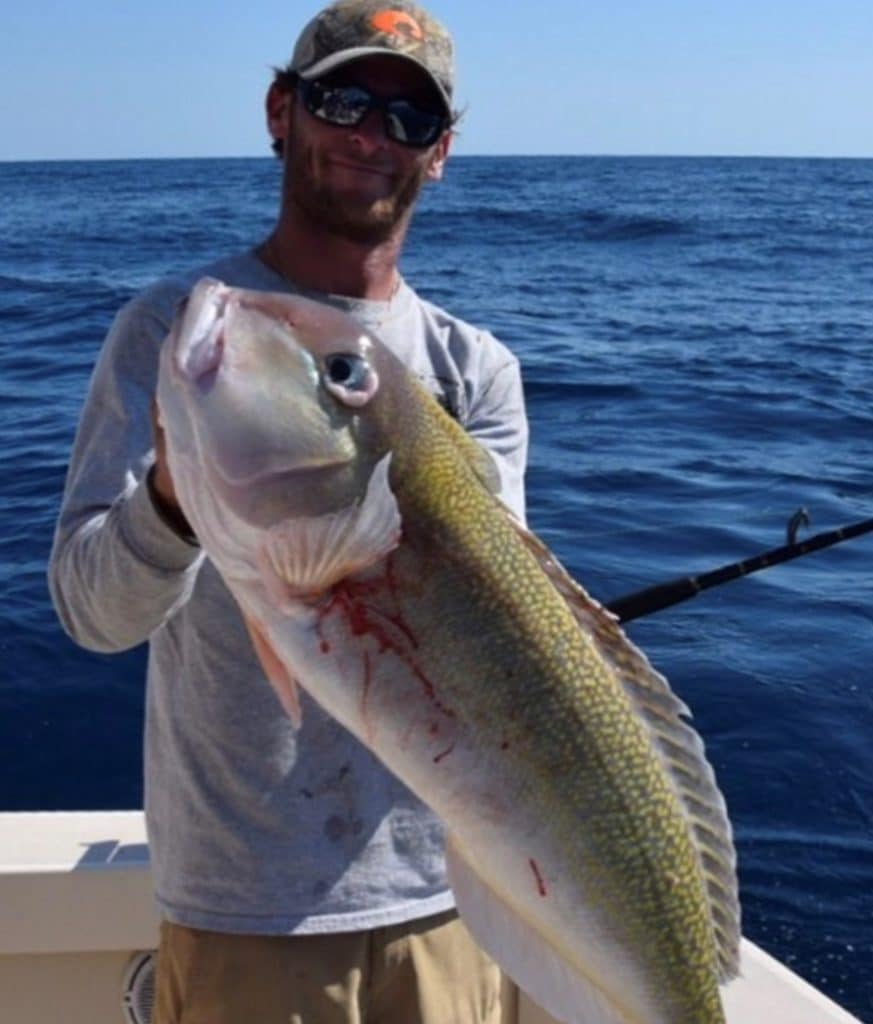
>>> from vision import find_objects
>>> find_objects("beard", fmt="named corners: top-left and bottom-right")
top-left (284, 139), bottom-right (430, 245)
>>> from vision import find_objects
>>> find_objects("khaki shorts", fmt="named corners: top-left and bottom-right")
top-left (154, 908), bottom-right (514, 1024)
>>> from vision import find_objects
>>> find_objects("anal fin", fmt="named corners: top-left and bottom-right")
top-left (446, 837), bottom-right (633, 1024)
top-left (243, 612), bottom-right (303, 727)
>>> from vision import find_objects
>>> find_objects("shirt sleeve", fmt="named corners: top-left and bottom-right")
top-left (47, 294), bottom-right (205, 653)
top-left (463, 337), bottom-right (529, 525)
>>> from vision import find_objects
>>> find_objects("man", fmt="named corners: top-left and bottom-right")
top-left (49, 2), bottom-right (528, 1021)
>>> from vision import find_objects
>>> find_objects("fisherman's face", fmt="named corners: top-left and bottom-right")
top-left (273, 56), bottom-right (452, 244)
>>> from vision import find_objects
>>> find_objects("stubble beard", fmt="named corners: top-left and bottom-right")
top-left (285, 141), bottom-right (429, 245)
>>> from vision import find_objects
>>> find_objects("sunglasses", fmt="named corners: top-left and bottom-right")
top-left (298, 78), bottom-right (448, 149)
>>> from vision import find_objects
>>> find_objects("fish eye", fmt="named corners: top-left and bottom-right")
top-left (322, 352), bottom-right (379, 408)
top-left (324, 353), bottom-right (369, 390)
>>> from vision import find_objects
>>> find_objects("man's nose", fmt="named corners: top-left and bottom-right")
top-left (348, 109), bottom-right (389, 151)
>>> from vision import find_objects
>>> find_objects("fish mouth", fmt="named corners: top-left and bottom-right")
top-left (201, 449), bottom-right (362, 527)
top-left (203, 447), bottom-right (353, 490)
top-left (172, 279), bottom-right (230, 384)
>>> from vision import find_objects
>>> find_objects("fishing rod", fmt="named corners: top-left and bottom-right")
top-left (606, 510), bottom-right (873, 624)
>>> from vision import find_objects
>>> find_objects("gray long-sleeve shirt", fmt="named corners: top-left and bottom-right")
top-left (49, 249), bottom-right (528, 934)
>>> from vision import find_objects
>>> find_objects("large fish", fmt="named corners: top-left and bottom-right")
top-left (156, 277), bottom-right (741, 1024)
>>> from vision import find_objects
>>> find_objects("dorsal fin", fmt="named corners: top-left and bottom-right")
top-left (509, 515), bottom-right (742, 983)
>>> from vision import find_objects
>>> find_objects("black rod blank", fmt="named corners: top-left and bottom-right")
top-left (607, 516), bottom-right (873, 624)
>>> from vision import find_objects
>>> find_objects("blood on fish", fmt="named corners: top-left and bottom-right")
top-left (529, 858), bottom-right (548, 897)
top-left (316, 573), bottom-right (455, 721)
top-left (433, 742), bottom-right (455, 764)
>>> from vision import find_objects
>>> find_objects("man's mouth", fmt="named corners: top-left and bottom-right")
top-left (328, 157), bottom-right (395, 180)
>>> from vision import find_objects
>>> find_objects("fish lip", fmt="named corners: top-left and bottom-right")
top-left (173, 280), bottom-right (231, 383)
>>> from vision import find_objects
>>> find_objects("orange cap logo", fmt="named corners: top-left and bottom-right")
top-left (371, 10), bottom-right (424, 41)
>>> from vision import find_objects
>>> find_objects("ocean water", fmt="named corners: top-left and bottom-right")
top-left (1, 155), bottom-right (871, 1020)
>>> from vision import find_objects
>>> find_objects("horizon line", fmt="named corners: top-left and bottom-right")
top-left (3, 151), bottom-right (873, 165)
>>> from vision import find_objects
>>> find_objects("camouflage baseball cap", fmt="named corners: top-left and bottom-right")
top-left (290, 0), bottom-right (454, 115)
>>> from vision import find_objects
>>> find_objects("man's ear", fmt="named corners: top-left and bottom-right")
top-left (426, 130), bottom-right (454, 182)
top-left (266, 82), bottom-right (292, 144)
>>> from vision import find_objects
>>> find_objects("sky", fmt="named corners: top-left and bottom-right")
top-left (3, 0), bottom-right (872, 161)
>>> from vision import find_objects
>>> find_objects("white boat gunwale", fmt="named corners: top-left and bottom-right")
top-left (0, 810), bottom-right (862, 1023)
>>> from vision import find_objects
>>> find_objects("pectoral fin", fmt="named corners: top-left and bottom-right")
top-left (242, 612), bottom-right (303, 727)
top-left (259, 453), bottom-right (401, 608)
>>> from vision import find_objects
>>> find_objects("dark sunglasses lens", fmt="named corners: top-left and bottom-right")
top-left (385, 101), bottom-right (445, 147)
top-left (303, 82), bottom-right (370, 126)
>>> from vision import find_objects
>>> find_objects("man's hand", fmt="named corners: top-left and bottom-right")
top-left (148, 399), bottom-right (197, 543)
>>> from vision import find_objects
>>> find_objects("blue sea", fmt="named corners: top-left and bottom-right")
top-left (1, 155), bottom-right (871, 1020)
